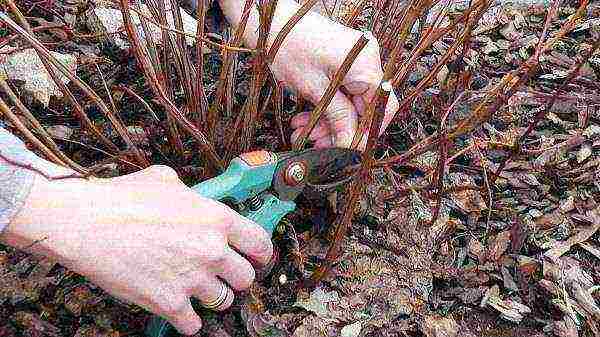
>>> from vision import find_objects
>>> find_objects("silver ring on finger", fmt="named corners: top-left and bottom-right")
top-left (201, 282), bottom-right (231, 310)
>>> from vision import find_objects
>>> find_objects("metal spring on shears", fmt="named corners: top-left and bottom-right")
top-left (246, 195), bottom-right (263, 211)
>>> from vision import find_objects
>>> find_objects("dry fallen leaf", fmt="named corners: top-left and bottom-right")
top-left (421, 314), bottom-right (459, 337)
top-left (447, 173), bottom-right (487, 214)
top-left (11, 312), bottom-right (60, 337)
top-left (63, 284), bottom-right (102, 316)
top-left (73, 325), bottom-right (120, 337)
top-left (292, 315), bottom-right (336, 337)
top-left (552, 318), bottom-right (579, 337)
top-left (577, 143), bottom-right (593, 163)
top-left (467, 239), bottom-right (486, 263)
top-left (487, 231), bottom-right (511, 262)
top-left (293, 287), bottom-right (340, 321)
top-left (87, 4), bottom-right (208, 50)
top-left (578, 242), bottom-right (600, 261)
top-left (545, 208), bottom-right (600, 261)
top-left (340, 321), bottom-right (362, 337)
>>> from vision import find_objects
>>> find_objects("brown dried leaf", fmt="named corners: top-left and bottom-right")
top-left (577, 143), bottom-right (593, 163)
top-left (487, 231), bottom-right (511, 262)
top-left (0, 324), bottom-right (17, 337)
top-left (538, 279), bottom-right (561, 297)
top-left (11, 312), bottom-right (60, 337)
top-left (572, 282), bottom-right (600, 321)
top-left (461, 268), bottom-right (490, 287)
top-left (579, 242), bottom-right (600, 261)
top-left (292, 316), bottom-right (336, 337)
top-left (516, 255), bottom-right (540, 277)
top-left (467, 239), bottom-right (486, 263)
top-left (64, 285), bottom-right (102, 316)
top-left (421, 315), bottom-right (458, 337)
top-left (485, 296), bottom-right (531, 323)
top-left (293, 288), bottom-right (340, 320)
top-left (457, 287), bottom-right (486, 305)
top-left (545, 209), bottom-right (600, 261)
top-left (535, 209), bottom-right (566, 230)
top-left (560, 196), bottom-right (576, 213)
top-left (73, 325), bottom-right (120, 337)
top-left (552, 318), bottom-right (579, 337)
top-left (0, 256), bottom-right (55, 305)
top-left (517, 172), bottom-right (541, 186)
top-left (501, 267), bottom-right (519, 292)
top-left (447, 173), bottom-right (487, 214)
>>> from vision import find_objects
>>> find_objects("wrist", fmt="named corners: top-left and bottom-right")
top-left (0, 175), bottom-right (97, 264)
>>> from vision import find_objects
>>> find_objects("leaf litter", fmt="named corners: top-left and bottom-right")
top-left (0, 0), bottom-right (600, 336)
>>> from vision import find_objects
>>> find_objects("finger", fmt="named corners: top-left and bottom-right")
top-left (291, 112), bottom-right (330, 132)
top-left (291, 123), bottom-right (331, 144)
top-left (342, 80), bottom-right (370, 95)
top-left (290, 127), bottom-right (304, 145)
top-left (300, 73), bottom-right (358, 148)
top-left (215, 246), bottom-right (255, 291)
top-left (351, 94), bottom-right (366, 116)
top-left (291, 111), bottom-right (309, 128)
top-left (189, 273), bottom-right (235, 312)
top-left (314, 136), bottom-right (334, 148)
top-left (161, 297), bottom-right (203, 335)
top-left (325, 90), bottom-right (358, 148)
top-left (308, 124), bottom-right (331, 141)
top-left (226, 216), bottom-right (273, 266)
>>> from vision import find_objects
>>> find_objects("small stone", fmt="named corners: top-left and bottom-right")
top-left (0, 48), bottom-right (76, 107)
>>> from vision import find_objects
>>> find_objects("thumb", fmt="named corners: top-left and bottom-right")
top-left (325, 90), bottom-right (358, 148)
top-left (164, 298), bottom-right (203, 336)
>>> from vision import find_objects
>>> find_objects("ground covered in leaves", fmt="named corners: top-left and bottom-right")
top-left (1, 0), bottom-right (600, 336)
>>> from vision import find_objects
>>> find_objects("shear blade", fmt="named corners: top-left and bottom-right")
top-left (273, 148), bottom-right (362, 200)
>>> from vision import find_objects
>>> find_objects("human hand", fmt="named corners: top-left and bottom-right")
top-left (2, 166), bottom-right (273, 335)
top-left (218, 0), bottom-right (399, 149)
top-left (273, 15), bottom-right (400, 149)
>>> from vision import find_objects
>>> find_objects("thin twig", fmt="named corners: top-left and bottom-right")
top-left (0, 79), bottom-right (87, 173)
top-left (489, 37), bottom-right (600, 186)
top-left (114, 84), bottom-right (160, 122)
top-left (0, 8), bottom-right (119, 154)
top-left (311, 81), bottom-right (392, 283)
top-left (119, 0), bottom-right (223, 170)
top-left (0, 151), bottom-right (87, 181)
top-left (293, 35), bottom-right (369, 150)
top-left (430, 91), bottom-right (465, 227)
top-left (116, 2), bottom-right (256, 53)
top-left (1, 6), bottom-right (150, 166)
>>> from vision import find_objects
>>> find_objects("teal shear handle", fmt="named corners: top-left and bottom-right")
top-left (191, 152), bottom-right (296, 234)
top-left (145, 151), bottom-right (295, 337)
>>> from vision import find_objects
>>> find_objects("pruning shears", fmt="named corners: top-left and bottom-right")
top-left (145, 148), bottom-right (361, 337)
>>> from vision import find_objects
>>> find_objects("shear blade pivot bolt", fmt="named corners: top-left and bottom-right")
top-left (284, 162), bottom-right (306, 186)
